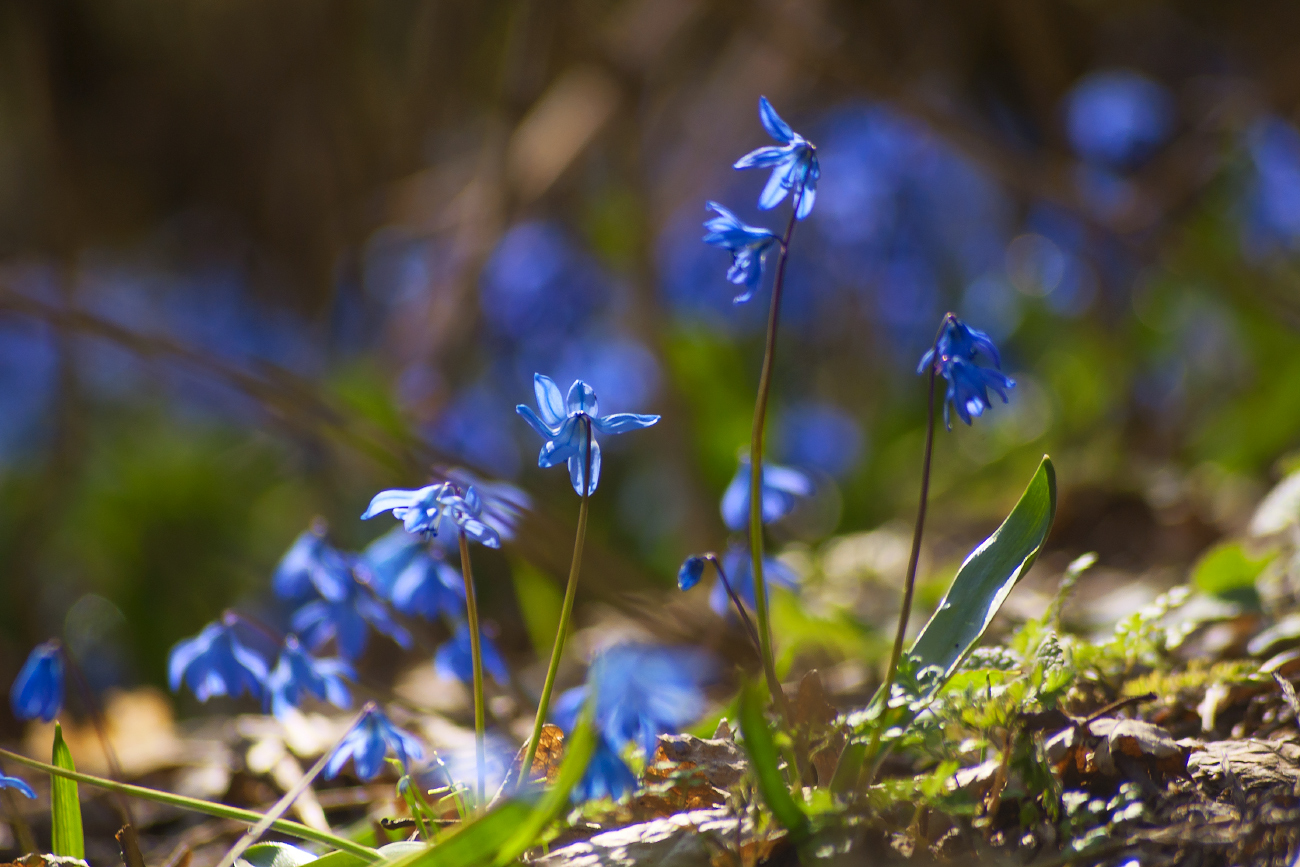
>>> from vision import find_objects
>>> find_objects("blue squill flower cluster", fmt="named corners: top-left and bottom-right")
top-left (325, 703), bottom-right (425, 781)
top-left (919, 316), bottom-right (1016, 429)
top-left (551, 644), bottom-right (714, 803)
top-left (703, 98), bottom-right (819, 302)
top-left (10, 640), bottom-right (63, 723)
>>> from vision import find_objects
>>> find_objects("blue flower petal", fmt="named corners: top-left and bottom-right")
top-left (566, 379), bottom-right (599, 418)
top-left (758, 96), bottom-right (795, 144)
top-left (568, 437), bottom-right (602, 496)
top-left (590, 413), bottom-right (660, 435)
top-left (534, 374), bottom-right (567, 427)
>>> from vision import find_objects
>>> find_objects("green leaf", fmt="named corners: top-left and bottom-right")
top-left (237, 843), bottom-right (319, 867)
top-left (380, 802), bottom-right (536, 867)
top-left (493, 702), bottom-right (597, 866)
top-left (1191, 541), bottom-right (1270, 606)
top-left (905, 456), bottom-right (1056, 706)
top-left (311, 842), bottom-right (424, 867)
top-left (738, 681), bottom-right (810, 843)
top-left (50, 723), bottom-right (85, 860)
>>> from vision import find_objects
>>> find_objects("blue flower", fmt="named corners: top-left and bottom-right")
top-left (10, 641), bottom-right (64, 722)
top-left (434, 622), bottom-right (509, 685)
top-left (266, 635), bottom-right (354, 719)
top-left (720, 456), bottom-right (814, 532)
top-left (273, 521), bottom-right (353, 602)
top-left (359, 526), bottom-right (426, 598)
top-left (734, 97), bottom-right (819, 219)
top-left (516, 374), bottom-right (660, 496)
top-left (702, 203), bottom-right (780, 303)
top-left (571, 736), bottom-right (638, 803)
top-left (677, 555), bottom-right (707, 591)
top-left (389, 550), bottom-right (465, 620)
top-left (361, 483), bottom-right (449, 536)
top-left (443, 468), bottom-right (530, 543)
top-left (709, 545), bottom-right (800, 618)
top-left (1064, 70), bottom-right (1173, 170)
top-left (918, 316), bottom-right (1015, 429)
top-left (168, 615), bottom-right (269, 703)
top-left (437, 486), bottom-right (502, 548)
top-left (325, 705), bottom-right (424, 781)
top-left (0, 775), bottom-right (34, 799)
top-left (292, 583), bottom-right (413, 662)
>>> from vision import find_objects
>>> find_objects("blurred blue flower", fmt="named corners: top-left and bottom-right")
top-left (1064, 70), bottom-right (1173, 170)
top-left (734, 97), bottom-right (819, 219)
top-left (709, 545), bottom-right (800, 618)
top-left (168, 615), bottom-right (269, 703)
top-left (266, 635), bottom-right (354, 719)
top-left (292, 584), bottom-right (413, 661)
top-left (434, 622), bottom-right (509, 685)
top-left (1241, 117), bottom-right (1300, 256)
top-left (389, 549), bottom-right (465, 620)
top-left (516, 374), bottom-right (660, 495)
top-left (10, 641), bottom-right (64, 722)
top-left (0, 775), bottom-right (34, 799)
top-left (272, 521), bottom-right (353, 602)
top-left (677, 555), bottom-right (707, 591)
top-left (779, 403), bottom-right (864, 479)
top-left (571, 737), bottom-right (638, 803)
top-left (359, 526), bottom-right (426, 598)
top-left (444, 468), bottom-right (530, 542)
top-left (325, 705), bottom-right (424, 781)
top-left (701, 202), bottom-right (780, 303)
top-left (361, 483), bottom-right (449, 536)
top-left (430, 385), bottom-right (524, 480)
top-left (720, 456), bottom-right (814, 532)
top-left (437, 486), bottom-right (502, 548)
top-left (920, 315), bottom-right (1015, 429)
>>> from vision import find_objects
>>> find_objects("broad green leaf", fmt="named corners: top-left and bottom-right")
top-left (238, 843), bottom-right (318, 867)
top-left (380, 802), bottom-right (536, 867)
top-left (312, 842), bottom-right (424, 867)
top-left (50, 722), bottom-right (85, 860)
top-left (493, 704), bottom-right (597, 866)
top-left (738, 681), bottom-right (810, 843)
top-left (1191, 541), bottom-right (1270, 606)
top-left (906, 455), bottom-right (1057, 705)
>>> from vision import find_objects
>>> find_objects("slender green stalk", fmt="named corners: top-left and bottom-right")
top-left (861, 315), bottom-right (948, 783)
top-left (518, 419), bottom-right (593, 787)
top-left (0, 747), bottom-right (380, 860)
top-left (457, 530), bottom-right (487, 810)
top-left (747, 201), bottom-right (800, 726)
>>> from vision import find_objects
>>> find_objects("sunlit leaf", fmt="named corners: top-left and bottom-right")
top-left (237, 842), bottom-right (318, 867)
top-left (738, 680), bottom-right (810, 843)
top-left (50, 723), bottom-right (85, 860)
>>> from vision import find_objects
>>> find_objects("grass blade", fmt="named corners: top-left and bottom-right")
top-left (738, 681), bottom-right (810, 843)
top-left (381, 802), bottom-right (536, 867)
top-left (50, 722), bottom-right (84, 860)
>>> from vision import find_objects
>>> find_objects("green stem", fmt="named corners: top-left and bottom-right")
top-left (0, 747), bottom-right (380, 860)
top-left (457, 529), bottom-right (487, 810)
top-left (518, 418), bottom-right (592, 786)
top-left (748, 203), bottom-right (800, 730)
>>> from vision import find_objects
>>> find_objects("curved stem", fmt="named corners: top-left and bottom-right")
top-left (457, 530), bottom-right (487, 810)
top-left (518, 418), bottom-right (593, 787)
top-left (60, 642), bottom-right (135, 826)
top-left (704, 554), bottom-right (762, 656)
top-left (748, 202), bottom-right (800, 727)
top-left (0, 747), bottom-right (380, 860)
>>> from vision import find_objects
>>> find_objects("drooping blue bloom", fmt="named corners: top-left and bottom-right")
top-left (516, 374), bottom-right (660, 496)
top-left (918, 316), bottom-right (1015, 429)
top-left (1064, 70), bottom-right (1174, 170)
top-left (702, 203), bottom-right (780, 303)
top-left (10, 641), bottom-right (64, 722)
top-left (677, 556), bottom-right (707, 591)
top-left (571, 736), bottom-right (638, 803)
top-left (272, 521), bottom-right (353, 602)
top-left (720, 456), bottom-right (814, 532)
top-left (389, 550), bottom-right (465, 620)
top-left (434, 622), bottom-right (509, 685)
top-left (168, 615), bottom-right (269, 703)
top-left (325, 705), bottom-right (424, 781)
top-left (779, 403), bottom-right (865, 479)
top-left (266, 635), bottom-right (354, 719)
top-left (443, 468), bottom-right (530, 543)
top-left (359, 526), bottom-right (427, 598)
top-left (361, 483), bottom-right (450, 536)
top-left (292, 583), bottom-right (413, 662)
top-left (437, 486), bottom-right (502, 548)
top-left (709, 545), bottom-right (800, 619)
top-left (734, 97), bottom-right (819, 219)
top-left (0, 775), bottom-right (35, 799)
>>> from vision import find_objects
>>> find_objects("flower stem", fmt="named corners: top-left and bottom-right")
top-left (60, 641), bottom-right (135, 826)
top-left (861, 317), bottom-right (947, 783)
top-left (748, 201), bottom-right (800, 728)
top-left (518, 418), bottom-right (593, 787)
top-left (704, 554), bottom-right (762, 656)
top-left (457, 529), bottom-right (487, 811)
top-left (0, 747), bottom-right (380, 860)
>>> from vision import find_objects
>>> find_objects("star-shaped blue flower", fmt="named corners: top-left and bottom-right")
top-left (292, 581), bottom-right (413, 662)
top-left (434, 622), bottom-right (509, 685)
top-left (720, 455), bottom-right (814, 532)
top-left (10, 641), bottom-right (64, 722)
top-left (266, 635), bottom-right (354, 719)
top-left (361, 483), bottom-right (449, 536)
top-left (437, 486), bottom-right (502, 548)
top-left (516, 374), bottom-right (660, 496)
top-left (918, 316), bottom-right (1015, 429)
top-left (388, 550), bottom-right (464, 620)
top-left (168, 615), bottom-right (269, 703)
top-left (359, 526), bottom-right (427, 599)
top-left (272, 521), bottom-right (353, 602)
top-left (734, 96), bottom-right (819, 219)
top-left (702, 202), bottom-right (780, 303)
top-left (0, 775), bottom-right (34, 799)
top-left (324, 704), bottom-right (424, 781)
